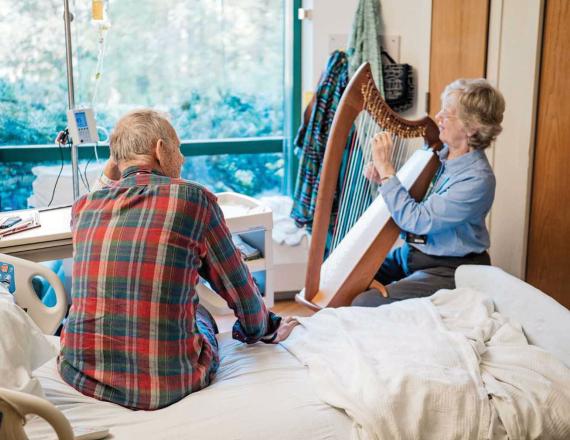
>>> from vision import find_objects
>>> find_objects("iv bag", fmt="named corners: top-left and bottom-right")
top-left (92, 0), bottom-right (104, 21)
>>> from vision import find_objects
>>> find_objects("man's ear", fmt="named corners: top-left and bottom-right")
top-left (155, 139), bottom-right (165, 165)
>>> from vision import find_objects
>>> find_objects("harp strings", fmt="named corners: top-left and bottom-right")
top-left (331, 111), bottom-right (416, 252)
top-left (332, 113), bottom-right (372, 250)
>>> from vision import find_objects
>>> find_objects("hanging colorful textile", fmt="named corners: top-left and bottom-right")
top-left (291, 51), bottom-right (349, 232)
top-left (347, 0), bottom-right (384, 94)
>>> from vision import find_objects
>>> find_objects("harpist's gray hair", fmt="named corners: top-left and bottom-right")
top-left (442, 79), bottom-right (506, 150)
top-left (109, 109), bottom-right (178, 162)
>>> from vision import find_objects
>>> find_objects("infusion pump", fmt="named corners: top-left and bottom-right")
top-left (66, 108), bottom-right (99, 144)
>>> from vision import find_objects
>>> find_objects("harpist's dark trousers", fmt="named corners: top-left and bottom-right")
top-left (351, 243), bottom-right (491, 307)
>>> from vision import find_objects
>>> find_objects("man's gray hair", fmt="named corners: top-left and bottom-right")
top-left (441, 79), bottom-right (506, 150)
top-left (109, 109), bottom-right (178, 162)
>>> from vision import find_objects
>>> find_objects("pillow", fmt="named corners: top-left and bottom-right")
top-left (455, 265), bottom-right (570, 368)
top-left (0, 285), bottom-right (58, 397)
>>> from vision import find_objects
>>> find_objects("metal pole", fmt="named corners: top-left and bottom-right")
top-left (63, 0), bottom-right (80, 200)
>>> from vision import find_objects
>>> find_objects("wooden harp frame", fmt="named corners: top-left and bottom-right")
top-left (296, 63), bottom-right (442, 311)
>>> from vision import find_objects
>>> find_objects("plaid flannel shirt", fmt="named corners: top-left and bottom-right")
top-left (291, 50), bottom-right (349, 232)
top-left (59, 166), bottom-right (280, 410)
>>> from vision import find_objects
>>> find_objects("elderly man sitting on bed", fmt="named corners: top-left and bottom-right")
top-left (57, 109), bottom-right (298, 410)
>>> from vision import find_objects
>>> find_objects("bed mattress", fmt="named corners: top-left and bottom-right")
top-left (25, 334), bottom-right (352, 440)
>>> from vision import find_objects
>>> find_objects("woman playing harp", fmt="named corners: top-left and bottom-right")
top-left (296, 63), bottom-right (444, 311)
top-left (352, 78), bottom-right (506, 307)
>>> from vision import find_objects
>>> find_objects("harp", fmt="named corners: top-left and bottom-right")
top-left (296, 63), bottom-right (442, 311)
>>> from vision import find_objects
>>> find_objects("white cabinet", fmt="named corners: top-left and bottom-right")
top-left (196, 192), bottom-right (274, 315)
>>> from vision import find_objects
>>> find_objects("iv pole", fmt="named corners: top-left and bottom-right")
top-left (63, 0), bottom-right (80, 200)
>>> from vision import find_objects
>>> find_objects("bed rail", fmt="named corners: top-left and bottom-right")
top-left (0, 387), bottom-right (73, 440)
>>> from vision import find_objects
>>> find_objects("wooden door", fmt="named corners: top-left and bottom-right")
top-left (526, 0), bottom-right (570, 307)
top-left (428, 0), bottom-right (490, 116)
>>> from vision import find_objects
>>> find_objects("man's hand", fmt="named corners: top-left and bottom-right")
top-left (273, 316), bottom-right (300, 343)
top-left (103, 158), bottom-right (121, 181)
top-left (55, 130), bottom-right (69, 145)
top-left (372, 132), bottom-right (396, 179)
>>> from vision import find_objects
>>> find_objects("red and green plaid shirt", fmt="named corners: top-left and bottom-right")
top-left (59, 166), bottom-right (280, 410)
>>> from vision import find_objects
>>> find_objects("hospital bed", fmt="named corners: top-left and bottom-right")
top-left (1, 255), bottom-right (569, 439)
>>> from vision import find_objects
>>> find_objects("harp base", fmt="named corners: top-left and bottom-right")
top-left (294, 289), bottom-right (325, 312)
top-left (368, 280), bottom-right (389, 298)
top-left (295, 286), bottom-right (371, 310)
top-left (296, 279), bottom-right (389, 311)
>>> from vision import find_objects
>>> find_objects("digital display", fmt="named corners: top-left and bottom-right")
top-left (74, 111), bottom-right (88, 129)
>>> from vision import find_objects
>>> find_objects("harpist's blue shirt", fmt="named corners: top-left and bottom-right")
top-left (378, 146), bottom-right (496, 257)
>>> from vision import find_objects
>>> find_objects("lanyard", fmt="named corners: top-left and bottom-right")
top-left (423, 164), bottom-right (446, 200)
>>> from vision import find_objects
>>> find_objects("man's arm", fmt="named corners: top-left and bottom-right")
top-left (199, 197), bottom-right (281, 344)
top-left (91, 159), bottom-right (121, 191)
top-left (55, 131), bottom-right (119, 192)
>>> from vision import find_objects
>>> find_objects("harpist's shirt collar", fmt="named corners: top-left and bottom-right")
top-left (438, 145), bottom-right (487, 174)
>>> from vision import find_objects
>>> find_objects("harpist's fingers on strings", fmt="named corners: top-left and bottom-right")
top-left (363, 162), bottom-right (379, 181)
top-left (374, 132), bottom-right (393, 149)
top-left (373, 137), bottom-right (392, 164)
top-left (363, 163), bottom-right (372, 179)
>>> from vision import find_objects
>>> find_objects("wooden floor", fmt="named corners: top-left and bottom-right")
top-left (213, 299), bottom-right (315, 334)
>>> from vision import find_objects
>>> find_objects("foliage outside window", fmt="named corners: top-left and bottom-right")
top-left (0, 0), bottom-right (287, 212)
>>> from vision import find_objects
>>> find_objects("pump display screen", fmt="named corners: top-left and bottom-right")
top-left (74, 112), bottom-right (88, 129)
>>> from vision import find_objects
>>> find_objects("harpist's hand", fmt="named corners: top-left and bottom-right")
top-left (273, 316), bottom-right (300, 343)
top-left (372, 132), bottom-right (396, 179)
top-left (363, 162), bottom-right (382, 183)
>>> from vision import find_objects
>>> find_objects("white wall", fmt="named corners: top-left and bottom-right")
top-left (301, 0), bottom-right (432, 119)
top-left (486, 0), bottom-right (544, 277)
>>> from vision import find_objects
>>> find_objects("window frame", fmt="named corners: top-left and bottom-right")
top-left (0, 0), bottom-right (302, 194)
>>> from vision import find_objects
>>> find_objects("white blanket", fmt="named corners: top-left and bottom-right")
top-left (282, 288), bottom-right (570, 440)
top-left (0, 288), bottom-right (58, 398)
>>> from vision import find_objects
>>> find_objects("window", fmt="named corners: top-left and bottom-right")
top-left (0, 0), bottom-right (67, 146)
top-left (0, 0), bottom-right (300, 212)
top-left (73, 0), bottom-right (285, 139)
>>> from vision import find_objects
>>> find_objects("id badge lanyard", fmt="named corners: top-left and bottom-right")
top-left (423, 164), bottom-right (448, 200)
top-left (405, 164), bottom-right (448, 245)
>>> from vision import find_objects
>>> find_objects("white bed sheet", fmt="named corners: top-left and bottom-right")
top-left (25, 334), bottom-right (351, 440)
top-left (456, 265), bottom-right (570, 368)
